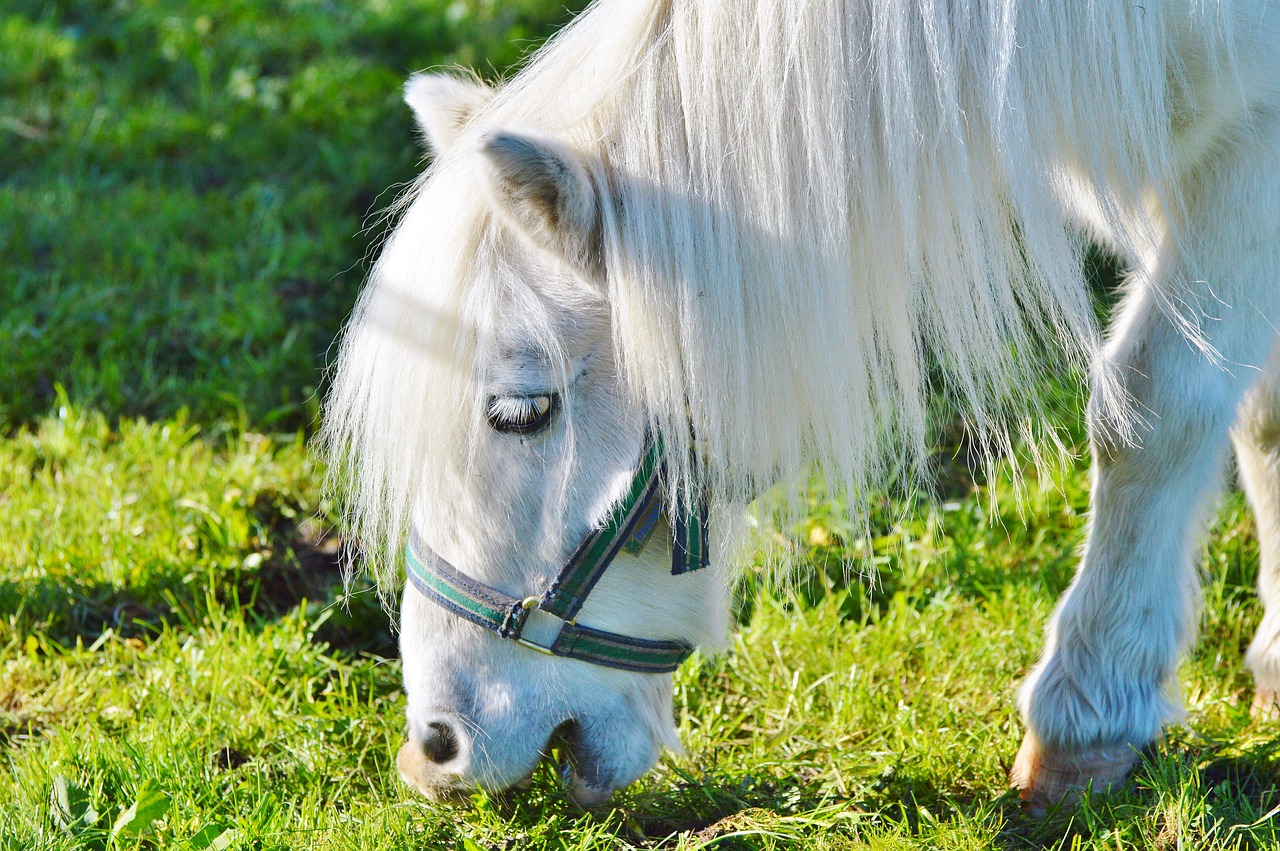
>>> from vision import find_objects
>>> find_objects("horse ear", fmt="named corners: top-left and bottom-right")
top-left (477, 130), bottom-right (603, 283)
top-left (404, 73), bottom-right (492, 154)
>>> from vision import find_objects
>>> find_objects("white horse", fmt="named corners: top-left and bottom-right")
top-left (323, 0), bottom-right (1280, 811)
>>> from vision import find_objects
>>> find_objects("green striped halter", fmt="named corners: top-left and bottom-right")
top-left (403, 434), bottom-right (709, 674)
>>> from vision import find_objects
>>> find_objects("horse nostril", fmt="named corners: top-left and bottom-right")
top-left (421, 720), bottom-right (460, 764)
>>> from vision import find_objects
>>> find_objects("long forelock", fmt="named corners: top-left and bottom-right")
top-left (321, 156), bottom-right (601, 592)
top-left (322, 159), bottom-right (491, 592)
top-left (469, 0), bottom-right (1207, 527)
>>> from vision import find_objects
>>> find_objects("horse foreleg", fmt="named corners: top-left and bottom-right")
top-left (1231, 347), bottom-right (1280, 718)
top-left (1012, 303), bottom-right (1240, 812)
top-left (1013, 129), bottom-right (1280, 812)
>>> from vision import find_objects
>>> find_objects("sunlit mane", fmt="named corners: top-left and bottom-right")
top-left (324, 0), bottom-right (1216, 588)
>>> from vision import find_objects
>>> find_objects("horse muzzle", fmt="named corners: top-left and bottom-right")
top-left (396, 700), bottom-right (666, 807)
top-left (396, 712), bottom-right (482, 803)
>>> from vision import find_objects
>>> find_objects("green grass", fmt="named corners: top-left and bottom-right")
top-left (4, 430), bottom-right (1280, 849)
top-left (1, 0), bottom-right (587, 428)
top-left (4, 1), bottom-right (1280, 848)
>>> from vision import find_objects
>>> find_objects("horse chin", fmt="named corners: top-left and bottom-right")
top-left (552, 703), bottom-right (668, 808)
top-left (549, 720), bottom-right (625, 808)
top-left (565, 772), bottom-right (616, 808)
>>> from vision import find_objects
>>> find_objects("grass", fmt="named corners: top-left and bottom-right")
top-left (3, 1), bottom-right (1280, 848)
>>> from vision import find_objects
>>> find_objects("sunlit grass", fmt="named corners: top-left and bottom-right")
top-left (3, 407), bottom-right (1278, 848)
top-left (5, 0), bottom-right (1280, 847)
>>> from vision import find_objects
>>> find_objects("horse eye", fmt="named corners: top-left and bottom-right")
top-left (486, 394), bottom-right (558, 435)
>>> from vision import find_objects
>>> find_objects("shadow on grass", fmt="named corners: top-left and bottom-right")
top-left (621, 766), bottom-right (961, 848)
top-left (564, 735), bottom-right (1280, 849)
top-left (989, 737), bottom-right (1280, 850)
top-left (634, 772), bottom-right (827, 846)
top-left (2, 520), bottom-right (395, 657)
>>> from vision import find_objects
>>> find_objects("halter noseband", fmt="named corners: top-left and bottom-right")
top-left (403, 434), bottom-right (710, 673)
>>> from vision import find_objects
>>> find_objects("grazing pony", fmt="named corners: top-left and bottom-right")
top-left (323, 0), bottom-right (1280, 810)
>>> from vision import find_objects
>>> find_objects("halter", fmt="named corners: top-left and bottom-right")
top-left (404, 434), bottom-right (710, 673)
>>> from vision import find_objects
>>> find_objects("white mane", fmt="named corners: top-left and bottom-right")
top-left (325, 0), bottom-right (1219, 587)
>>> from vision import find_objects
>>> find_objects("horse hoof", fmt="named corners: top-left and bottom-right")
top-left (1252, 688), bottom-right (1280, 721)
top-left (1010, 732), bottom-right (1138, 816)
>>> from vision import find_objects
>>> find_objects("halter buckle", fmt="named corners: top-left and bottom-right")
top-left (515, 597), bottom-right (572, 655)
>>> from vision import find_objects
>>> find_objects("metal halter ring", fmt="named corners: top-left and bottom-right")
top-left (515, 596), bottom-right (574, 655)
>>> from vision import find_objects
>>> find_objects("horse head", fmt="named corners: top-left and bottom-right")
top-left (327, 74), bottom-right (732, 806)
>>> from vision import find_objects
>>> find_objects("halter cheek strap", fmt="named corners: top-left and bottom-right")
top-left (403, 434), bottom-right (710, 674)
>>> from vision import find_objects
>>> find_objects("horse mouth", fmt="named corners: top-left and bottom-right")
top-left (396, 739), bottom-right (472, 804)
top-left (564, 770), bottom-right (614, 808)
top-left (397, 721), bottom-right (590, 805)
top-left (397, 717), bottom-right (628, 808)
top-left (547, 720), bottom-right (616, 808)
top-left (416, 783), bottom-right (474, 804)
